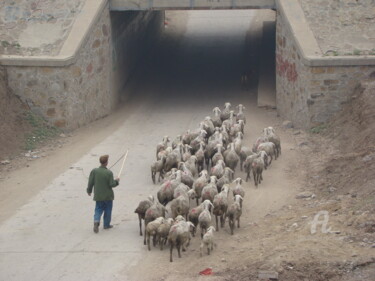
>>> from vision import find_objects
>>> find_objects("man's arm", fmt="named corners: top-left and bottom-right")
top-left (109, 171), bottom-right (120, 188)
top-left (87, 169), bottom-right (95, 195)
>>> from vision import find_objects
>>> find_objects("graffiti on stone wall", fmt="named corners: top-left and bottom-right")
top-left (276, 54), bottom-right (298, 83)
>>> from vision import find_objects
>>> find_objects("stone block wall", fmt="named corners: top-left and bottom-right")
top-left (6, 3), bottom-right (113, 129)
top-left (276, 9), bottom-right (375, 129)
top-left (4, 4), bottom-right (163, 130)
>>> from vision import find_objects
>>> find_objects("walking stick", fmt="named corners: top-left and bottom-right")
top-left (117, 149), bottom-right (129, 178)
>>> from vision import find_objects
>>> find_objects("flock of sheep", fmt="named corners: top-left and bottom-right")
top-left (135, 102), bottom-right (281, 262)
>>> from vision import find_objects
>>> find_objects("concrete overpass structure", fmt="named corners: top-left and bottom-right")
top-left (0, 0), bottom-right (374, 130)
top-left (110, 0), bottom-right (275, 10)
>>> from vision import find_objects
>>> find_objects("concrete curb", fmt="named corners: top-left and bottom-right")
top-left (277, 0), bottom-right (375, 67)
top-left (0, 0), bottom-right (108, 67)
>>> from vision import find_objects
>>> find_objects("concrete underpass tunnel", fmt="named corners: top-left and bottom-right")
top-left (110, 10), bottom-right (276, 106)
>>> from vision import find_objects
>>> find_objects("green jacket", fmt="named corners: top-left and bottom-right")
top-left (87, 166), bottom-right (119, 201)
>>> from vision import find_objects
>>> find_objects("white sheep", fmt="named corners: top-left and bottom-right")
top-left (236, 104), bottom-right (246, 124)
top-left (201, 176), bottom-right (218, 203)
top-left (243, 154), bottom-right (258, 182)
top-left (212, 107), bottom-right (222, 128)
top-left (263, 127), bottom-right (281, 158)
top-left (156, 136), bottom-right (170, 159)
top-left (252, 152), bottom-right (266, 187)
top-left (200, 226), bottom-right (217, 257)
top-left (168, 220), bottom-right (195, 262)
top-left (239, 146), bottom-right (254, 171)
top-left (151, 156), bottom-right (166, 184)
top-left (195, 142), bottom-right (206, 173)
top-left (188, 200), bottom-right (212, 237)
top-left (224, 142), bottom-right (240, 175)
top-left (257, 141), bottom-right (276, 168)
top-left (134, 195), bottom-right (154, 236)
top-left (220, 102), bottom-right (231, 121)
top-left (192, 170), bottom-right (209, 205)
top-left (146, 217), bottom-right (165, 251)
top-left (216, 166), bottom-right (234, 192)
top-left (210, 159), bottom-right (225, 179)
top-left (232, 178), bottom-right (245, 209)
top-left (144, 202), bottom-right (166, 245)
top-left (233, 131), bottom-right (243, 155)
top-left (198, 199), bottom-right (214, 238)
top-left (211, 143), bottom-right (224, 167)
top-left (226, 194), bottom-right (243, 235)
top-left (213, 184), bottom-right (229, 231)
top-left (157, 217), bottom-right (174, 250)
top-left (157, 170), bottom-right (182, 205)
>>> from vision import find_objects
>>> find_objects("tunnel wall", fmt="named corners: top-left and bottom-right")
top-left (111, 11), bottom-right (164, 102)
top-left (4, 3), bottom-right (163, 130)
top-left (275, 1), bottom-right (375, 129)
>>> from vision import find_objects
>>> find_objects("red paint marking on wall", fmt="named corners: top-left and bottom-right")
top-left (276, 54), bottom-right (298, 83)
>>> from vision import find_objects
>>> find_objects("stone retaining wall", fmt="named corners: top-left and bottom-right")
top-left (275, 8), bottom-right (375, 129)
top-left (4, 4), bottom-right (163, 130)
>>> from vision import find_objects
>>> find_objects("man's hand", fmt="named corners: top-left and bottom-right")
top-left (115, 177), bottom-right (120, 182)
top-left (88, 193), bottom-right (91, 196)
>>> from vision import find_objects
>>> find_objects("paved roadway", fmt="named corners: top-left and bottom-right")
top-left (0, 10), bottom-right (262, 281)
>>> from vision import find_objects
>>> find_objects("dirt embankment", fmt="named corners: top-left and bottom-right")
top-left (0, 67), bottom-right (32, 161)
top-left (217, 81), bottom-right (375, 281)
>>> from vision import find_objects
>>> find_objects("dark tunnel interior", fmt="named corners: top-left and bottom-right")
top-left (113, 10), bottom-right (276, 107)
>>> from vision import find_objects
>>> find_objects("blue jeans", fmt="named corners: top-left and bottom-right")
top-left (94, 200), bottom-right (113, 227)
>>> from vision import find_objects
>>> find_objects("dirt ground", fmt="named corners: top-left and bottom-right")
top-left (0, 10), bottom-right (374, 281)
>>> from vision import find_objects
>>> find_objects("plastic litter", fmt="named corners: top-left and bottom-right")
top-left (199, 267), bottom-right (213, 275)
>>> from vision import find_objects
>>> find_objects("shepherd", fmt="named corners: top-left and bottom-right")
top-left (87, 153), bottom-right (127, 233)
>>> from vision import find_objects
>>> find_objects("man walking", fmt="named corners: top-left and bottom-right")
top-left (87, 155), bottom-right (120, 233)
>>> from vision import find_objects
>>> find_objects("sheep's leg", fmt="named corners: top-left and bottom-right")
top-left (215, 215), bottom-right (219, 231)
top-left (220, 214), bottom-right (225, 228)
top-left (246, 171), bottom-right (250, 182)
top-left (169, 243), bottom-right (174, 262)
top-left (153, 234), bottom-right (157, 247)
top-left (230, 220), bottom-right (234, 235)
top-left (253, 171), bottom-right (257, 187)
top-left (151, 170), bottom-right (156, 184)
top-left (200, 243), bottom-right (203, 257)
top-left (177, 243), bottom-right (182, 258)
top-left (138, 214), bottom-right (143, 236)
top-left (207, 247), bottom-right (210, 255)
top-left (147, 234), bottom-right (151, 251)
top-left (160, 238), bottom-right (163, 250)
top-left (240, 160), bottom-right (243, 171)
top-left (143, 221), bottom-right (147, 245)
top-left (237, 217), bottom-right (240, 228)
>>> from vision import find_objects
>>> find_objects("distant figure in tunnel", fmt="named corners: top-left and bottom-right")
top-left (241, 70), bottom-right (253, 91)
top-left (87, 155), bottom-right (120, 233)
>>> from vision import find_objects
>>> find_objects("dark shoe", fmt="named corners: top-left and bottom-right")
top-left (104, 225), bottom-right (113, 230)
top-left (93, 222), bottom-right (100, 233)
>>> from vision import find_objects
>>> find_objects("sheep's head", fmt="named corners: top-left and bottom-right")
top-left (188, 189), bottom-right (197, 199)
top-left (148, 195), bottom-right (155, 203)
top-left (175, 215), bottom-right (185, 222)
top-left (212, 107), bottom-right (221, 114)
top-left (234, 194), bottom-right (243, 203)
top-left (207, 226), bottom-right (216, 232)
top-left (224, 102), bottom-right (231, 109)
top-left (233, 177), bottom-right (243, 185)
top-left (209, 175), bottom-right (217, 183)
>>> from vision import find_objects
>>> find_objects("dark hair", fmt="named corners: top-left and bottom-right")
top-left (99, 155), bottom-right (109, 165)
